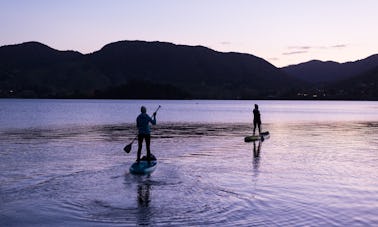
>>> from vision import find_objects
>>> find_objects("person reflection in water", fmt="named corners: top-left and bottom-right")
top-left (136, 106), bottom-right (156, 164)
top-left (138, 182), bottom-right (151, 207)
top-left (137, 180), bottom-right (152, 226)
top-left (253, 140), bottom-right (262, 158)
top-left (253, 104), bottom-right (262, 135)
top-left (252, 140), bottom-right (262, 179)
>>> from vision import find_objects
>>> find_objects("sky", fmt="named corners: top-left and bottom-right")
top-left (1, 0), bottom-right (378, 67)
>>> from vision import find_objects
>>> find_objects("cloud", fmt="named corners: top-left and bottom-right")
top-left (220, 41), bottom-right (231, 45)
top-left (282, 43), bottom-right (348, 55)
top-left (282, 50), bottom-right (308, 55)
top-left (283, 46), bottom-right (311, 55)
top-left (330, 44), bottom-right (347, 48)
top-left (288, 46), bottom-right (311, 50)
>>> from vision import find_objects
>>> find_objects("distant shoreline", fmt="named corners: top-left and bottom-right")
top-left (1, 97), bottom-right (378, 101)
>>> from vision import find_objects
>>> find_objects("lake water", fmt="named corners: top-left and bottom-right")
top-left (1, 99), bottom-right (378, 226)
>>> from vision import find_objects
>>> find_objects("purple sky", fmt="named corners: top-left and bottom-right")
top-left (1, 0), bottom-right (377, 67)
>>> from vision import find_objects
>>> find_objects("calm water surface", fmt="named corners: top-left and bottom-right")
top-left (1, 99), bottom-right (378, 226)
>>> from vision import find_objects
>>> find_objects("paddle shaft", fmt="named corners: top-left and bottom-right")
top-left (130, 135), bottom-right (137, 143)
top-left (153, 105), bottom-right (161, 115)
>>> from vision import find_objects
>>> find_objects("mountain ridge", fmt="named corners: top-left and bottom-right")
top-left (282, 54), bottom-right (378, 84)
top-left (0, 40), bottom-right (305, 99)
top-left (1, 40), bottom-right (377, 100)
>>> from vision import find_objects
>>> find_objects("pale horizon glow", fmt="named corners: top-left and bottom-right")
top-left (1, 0), bottom-right (378, 67)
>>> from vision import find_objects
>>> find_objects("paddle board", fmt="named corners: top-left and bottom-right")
top-left (244, 131), bottom-right (270, 142)
top-left (129, 154), bottom-right (157, 174)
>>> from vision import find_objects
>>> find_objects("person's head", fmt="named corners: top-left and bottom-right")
top-left (254, 104), bottom-right (258, 109)
top-left (141, 106), bottom-right (147, 113)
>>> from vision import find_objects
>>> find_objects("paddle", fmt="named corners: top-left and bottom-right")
top-left (123, 136), bottom-right (137, 153)
top-left (123, 105), bottom-right (161, 153)
top-left (154, 105), bottom-right (161, 115)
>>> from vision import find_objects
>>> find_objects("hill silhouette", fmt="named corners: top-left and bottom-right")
top-left (281, 54), bottom-right (378, 100)
top-left (326, 66), bottom-right (378, 100)
top-left (0, 42), bottom-right (109, 98)
top-left (282, 54), bottom-right (378, 85)
top-left (0, 41), bottom-right (304, 99)
top-left (1, 40), bottom-right (378, 99)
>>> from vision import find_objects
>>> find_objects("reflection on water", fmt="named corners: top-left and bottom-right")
top-left (1, 100), bottom-right (378, 226)
top-left (135, 176), bottom-right (152, 226)
top-left (2, 99), bottom-right (378, 129)
top-left (0, 121), bottom-right (375, 225)
top-left (253, 140), bottom-right (262, 158)
top-left (252, 141), bottom-right (262, 180)
top-left (137, 179), bottom-right (151, 207)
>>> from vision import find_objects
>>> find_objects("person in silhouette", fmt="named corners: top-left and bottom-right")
top-left (253, 104), bottom-right (261, 135)
top-left (136, 106), bottom-right (156, 164)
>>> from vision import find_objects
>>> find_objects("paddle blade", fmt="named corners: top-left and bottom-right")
top-left (123, 143), bottom-right (132, 153)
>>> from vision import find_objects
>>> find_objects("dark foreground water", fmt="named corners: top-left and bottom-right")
top-left (1, 99), bottom-right (378, 226)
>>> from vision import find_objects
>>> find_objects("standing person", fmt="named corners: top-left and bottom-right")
top-left (253, 104), bottom-right (261, 135)
top-left (136, 106), bottom-right (156, 164)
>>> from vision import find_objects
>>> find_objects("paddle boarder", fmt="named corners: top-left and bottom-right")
top-left (136, 106), bottom-right (156, 164)
top-left (253, 104), bottom-right (261, 135)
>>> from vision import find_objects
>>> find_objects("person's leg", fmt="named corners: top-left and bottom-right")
top-left (145, 134), bottom-right (151, 163)
top-left (253, 121), bottom-right (257, 135)
top-left (137, 134), bottom-right (143, 163)
top-left (258, 122), bottom-right (261, 135)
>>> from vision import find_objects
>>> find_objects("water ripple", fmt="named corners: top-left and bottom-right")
top-left (1, 121), bottom-right (378, 226)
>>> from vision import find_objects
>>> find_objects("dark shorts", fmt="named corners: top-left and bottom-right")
top-left (254, 120), bottom-right (261, 125)
top-left (138, 134), bottom-right (151, 142)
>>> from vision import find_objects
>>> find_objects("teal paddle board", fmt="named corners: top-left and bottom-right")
top-left (129, 154), bottom-right (157, 174)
